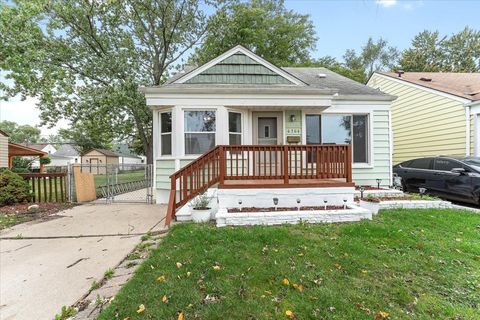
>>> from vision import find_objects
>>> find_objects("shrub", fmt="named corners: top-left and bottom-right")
top-left (0, 170), bottom-right (31, 206)
top-left (40, 157), bottom-right (51, 165)
top-left (11, 167), bottom-right (30, 174)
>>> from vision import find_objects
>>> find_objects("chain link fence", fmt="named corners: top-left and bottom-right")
top-left (66, 163), bottom-right (154, 204)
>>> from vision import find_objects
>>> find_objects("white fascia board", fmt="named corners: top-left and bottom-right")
top-left (371, 73), bottom-right (472, 104)
top-left (147, 94), bottom-right (333, 107)
top-left (173, 45), bottom-right (306, 86)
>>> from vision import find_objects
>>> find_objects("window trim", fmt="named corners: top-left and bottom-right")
top-left (183, 109), bottom-right (217, 156)
top-left (228, 111), bottom-right (242, 145)
top-left (304, 113), bottom-right (370, 165)
top-left (160, 111), bottom-right (172, 156)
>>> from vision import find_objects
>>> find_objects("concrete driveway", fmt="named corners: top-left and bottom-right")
top-left (0, 203), bottom-right (166, 320)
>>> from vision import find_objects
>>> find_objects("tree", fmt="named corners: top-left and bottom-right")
top-left (0, 120), bottom-right (41, 144)
top-left (58, 121), bottom-right (114, 154)
top-left (0, 0), bottom-right (222, 163)
top-left (191, 0), bottom-right (317, 66)
top-left (400, 27), bottom-right (480, 72)
top-left (344, 37), bottom-right (399, 82)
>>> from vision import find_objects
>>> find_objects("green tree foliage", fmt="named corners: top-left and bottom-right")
top-left (0, 170), bottom-right (31, 205)
top-left (400, 27), bottom-right (480, 72)
top-left (0, 120), bottom-right (41, 144)
top-left (191, 0), bottom-right (317, 66)
top-left (0, 0), bottom-right (221, 163)
top-left (344, 37), bottom-right (399, 82)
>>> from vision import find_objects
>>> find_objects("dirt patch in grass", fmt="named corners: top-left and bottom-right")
top-left (0, 202), bottom-right (73, 229)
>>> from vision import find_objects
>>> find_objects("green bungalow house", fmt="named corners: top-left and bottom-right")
top-left (141, 45), bottom-right (396, 225)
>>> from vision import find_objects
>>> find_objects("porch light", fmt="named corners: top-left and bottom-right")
top-left (419, 187), bottom-right (427, 198)
top-left (376, 179), bottom-right (382, 189)
top-left (273, 197), bottom-right (279, 206)
top-left (290, 114), bottom-right (296, 122)
top-left (359, 186), bottom-right (365, 199)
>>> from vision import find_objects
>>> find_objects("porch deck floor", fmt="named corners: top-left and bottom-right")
top-left (219, 178), bottom-right (354, 189)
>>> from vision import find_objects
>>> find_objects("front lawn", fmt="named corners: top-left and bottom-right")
top-left (98, 209), bottom-right (480, 319)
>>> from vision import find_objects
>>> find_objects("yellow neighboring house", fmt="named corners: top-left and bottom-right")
top-left (368, 72), bottom-right (480, 164)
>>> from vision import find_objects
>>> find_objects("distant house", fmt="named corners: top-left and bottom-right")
top-left (49, 144), bottom-right (81, 167)
top-left (0, 130), bottom-right (8, 168)
top-left (25, 143), bottom-right (57, 155)
top-left (113, 143), bottom-right (145, 167)
top-left (368, 72), bottom-right (480, 164)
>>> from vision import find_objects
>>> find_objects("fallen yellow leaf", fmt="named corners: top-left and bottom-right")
top-left (361, 270), bottom-right (368, 274)
top-left (187, 303), bottom-right (193, 308)
top-left (136, 304), bottom-right (145, 313)
top-left (176, 262), bottom-right (183, 268)
top-left (374, 311), bottom-right (390, 319)
top-left (162, 295), bottom-right (169, 304)
top-left (157, 275), bottom-right (166, 282)
top-left (282, 278), bottom-right (290, 286)
top-left (285, 310), bottom-right (295, 318)
top-left (298, 252), bottom-right (304, 256)
top-left (177, 311), bottom-right (185, 320)
top-left (292, 283), bottom-right (304, 292)
top-left (186, 271), bottom-right (191, 277)
top-left (334, 263), bottom-right (342, 270)
top-left (213, 265), bottom-right (221, 271)
top-left (264, 290), bottom-right (272, 295)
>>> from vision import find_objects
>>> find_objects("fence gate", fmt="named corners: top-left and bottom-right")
top-left (68, 163), bottom-right (154, 204)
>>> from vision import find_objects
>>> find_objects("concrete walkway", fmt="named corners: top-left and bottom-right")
top-left (0, 203), bottom-right (166, 320)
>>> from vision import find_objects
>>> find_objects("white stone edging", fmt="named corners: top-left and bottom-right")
top-left (358, 199), bottom-right (452, 215)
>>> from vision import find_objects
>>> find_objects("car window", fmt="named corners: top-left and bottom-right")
top-left (407, 158), bottom-right (433, 170)
top-left (434, 158), bottom-right (462, 171)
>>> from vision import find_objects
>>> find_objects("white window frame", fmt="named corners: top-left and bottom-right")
top-left (183, 109), bottom-right (217, 156)
top-left (160, 110), bottom-right (173, 156)
top-left (228, 111), bottom-right (243, 145)
top-left (303, 112), bottom-right (371, 166)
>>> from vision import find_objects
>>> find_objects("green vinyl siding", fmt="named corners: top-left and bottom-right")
top-left (284, 110), bottom-right (302, 143)
top-left (352, 110), bottom-right (391, 187)
top-left (186, 53), bottom-right (293, 85)
top-left (156, 159), bottom-right (175, 190)
top-left (369, 74), bottom-right (467, 164)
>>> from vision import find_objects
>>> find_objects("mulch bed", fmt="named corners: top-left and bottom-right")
top-left (228, 205), bottom-right (346, 213)
top-left (0, 202), bottom-right (72, 229)
top-left (355, 186), bottom-right (386, 190)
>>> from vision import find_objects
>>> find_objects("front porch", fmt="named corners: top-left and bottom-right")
top-left (166, 144), bottom-right (353, 224)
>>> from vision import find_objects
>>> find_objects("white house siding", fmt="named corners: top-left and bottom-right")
top-left (0, 134), bottom-right (8, 168)
top-left (369, 74), bottom-right (468, 164)
top-left (352, 110), bottom-right (391, 186)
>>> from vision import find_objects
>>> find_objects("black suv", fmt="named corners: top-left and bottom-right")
top-left (393, 156), bottom-right (480, 205)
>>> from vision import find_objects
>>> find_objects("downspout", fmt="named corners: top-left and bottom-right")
top-left (465, 104), bottom-right (471, 156)
top-left (388, 108), bottom-right (393, 186)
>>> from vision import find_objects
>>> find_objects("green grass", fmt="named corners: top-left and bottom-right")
top-left (98, 209), bottom-right (480, 320)
top-left (93, 170), bottom-right (146, 187)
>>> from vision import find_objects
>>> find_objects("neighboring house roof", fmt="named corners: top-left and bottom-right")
top-left (378, 72), bottom-right (480, 101)
top-left (54, 144), bottom-right (80, 157)
top-left (82, 148), bottom-right (119, 157)
top-left (150, 45), bottom-right (394, 101)
top-left (23, 143), bottom-right (52, 151)
top-left (113, 143), bottom-right (143, 159)
top-left (0, 129), bottom-right (9, 137)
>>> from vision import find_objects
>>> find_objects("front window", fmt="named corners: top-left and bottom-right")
top-left (160, 112), bottom-right (172, 155)
top-left (306, 114), bottom-right (369, 163)
top-left (184, 110), bottom-right (216, 155)
top-left (228, 112), bottom-right (242, 145)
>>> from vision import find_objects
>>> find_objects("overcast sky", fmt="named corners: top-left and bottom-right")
top-left (1, 0), bottom-right (479, 136)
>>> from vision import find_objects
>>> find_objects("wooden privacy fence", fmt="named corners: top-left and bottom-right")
top-left (166, 144), bottom-right (352, 225)
top-left (19, 173), bottom-right (67, 203)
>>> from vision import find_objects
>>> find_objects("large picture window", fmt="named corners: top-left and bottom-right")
top-left (184, 110), bottom-right (216, 155)
top-left (306, 114), bottom-right (369, 163)
top-left (160, 112), bottom-right (172, 155)
top-left (228, 112), bottom-right (242, 145)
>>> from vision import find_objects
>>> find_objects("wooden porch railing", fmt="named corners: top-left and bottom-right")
top-left (165, 144), bottom-right (352, 226)
top-left (19, 173), bottom-right (68, 203)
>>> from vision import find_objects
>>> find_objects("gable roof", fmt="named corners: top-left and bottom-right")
top-left (0, 130), bottom-right (8, 137)
top-left (173, 45), bottom-right (306, 86)
top-left (82, 148), bottom-right (119, 157)
top-left (54, 144), bottom-right (80, 157)
top-left (143, 45), bottom-right (394, 101)
top-left (378, 72), bottom-right (480, 101)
